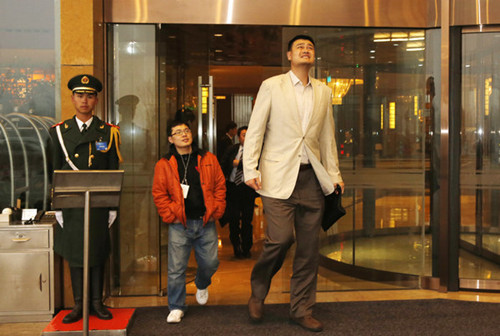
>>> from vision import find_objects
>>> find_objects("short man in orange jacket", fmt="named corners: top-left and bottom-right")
top-left (152, 120), bottom-right (226, 324)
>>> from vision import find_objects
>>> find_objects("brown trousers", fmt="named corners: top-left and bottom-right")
top-left (250, 167), bottom-right (324, 318)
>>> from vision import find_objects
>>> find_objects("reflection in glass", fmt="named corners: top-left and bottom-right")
top-left (0, 113), bottom-right (54, 210)
top-left (295, 27), bottom-right (429, 287)
top-left (0, 0), bottom-right (55, 117)
top-left (109, 24), bottom-right (159, 295)
top-left (461, 32), bottom-right (500, 281)
top-left (0, 0), bottom-right (56, 211)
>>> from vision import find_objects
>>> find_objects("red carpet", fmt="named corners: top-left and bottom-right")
top-left (43, 308), bottom-right (135, 333)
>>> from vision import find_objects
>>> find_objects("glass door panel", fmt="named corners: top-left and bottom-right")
top-left (158, 25), bottom-right (212, 293)
top-left (108, 24), bottom-right (159, 295)
top-left (109, 23), bottom-right (430, 296)
top-left (461, 31), bottom-right (500, 285)
top-left (301, 27), bottom-right (428, 289)
top-left (158, 24), bottom-right (289, 293)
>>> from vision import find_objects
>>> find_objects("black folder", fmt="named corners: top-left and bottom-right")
top-left (322, 185), bottom-right (346, 231)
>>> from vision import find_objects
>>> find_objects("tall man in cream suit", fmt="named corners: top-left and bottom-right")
top-left (244, 35), bottom-right (344, 332)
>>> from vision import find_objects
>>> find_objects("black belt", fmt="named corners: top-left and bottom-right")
top-left (299, 164), bottom-right (312, 171)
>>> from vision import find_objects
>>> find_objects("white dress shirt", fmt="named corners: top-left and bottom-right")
top-left (229, 145), bottom-right (244, 182)
top-left (75, 116), bottom-right (93, 132)
top-left (289, 70), bottom-right (313, 164)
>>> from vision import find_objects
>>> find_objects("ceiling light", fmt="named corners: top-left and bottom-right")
top-left (409, 31), bottom-right (425, 41)
top-left (374, 32), bottom-right (390, 42)
top-left (391, 32), bottom-right (408, 41)
top-left (126, 41), bottom-right (138, 54)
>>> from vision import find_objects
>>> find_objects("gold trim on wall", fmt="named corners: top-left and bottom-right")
top-left (104, 0), bottom-right (431, 27)
top-left (103, 0), bottom-right (500, 28)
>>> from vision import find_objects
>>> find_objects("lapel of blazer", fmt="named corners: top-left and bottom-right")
top-left (280, 73), bottom-right (303, 135)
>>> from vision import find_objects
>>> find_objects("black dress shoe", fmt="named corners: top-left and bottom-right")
top-left (242, 251), bottom-right (252, 258)
top-left (62, 303), bottom-right (82, 324)
top-left (91, 300), bottom-right (113, 320)
top-left (290, 315), bottom-right (324, 332)
top-left (248, 296), bottom-right (263, 322)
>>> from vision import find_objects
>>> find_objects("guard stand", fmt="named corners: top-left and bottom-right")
top-left (51, 170), bottom-right (124, 336)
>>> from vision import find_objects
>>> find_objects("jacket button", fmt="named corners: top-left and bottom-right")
top-left (75, 153), bottom-right (79, 158)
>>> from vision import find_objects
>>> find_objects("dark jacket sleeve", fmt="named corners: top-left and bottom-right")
top-left (220, 144), bottom-right (239, 179)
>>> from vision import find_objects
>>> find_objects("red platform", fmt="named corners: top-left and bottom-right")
top-left (42, 308), bottom-right (135, 335)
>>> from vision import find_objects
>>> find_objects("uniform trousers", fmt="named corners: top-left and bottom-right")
top-left (250, 167), bottom-right (324, 318)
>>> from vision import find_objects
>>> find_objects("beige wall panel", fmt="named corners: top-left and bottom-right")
top-left (60, 1), bottom-right (105, 121)
top-left (61, 0), bottom-right (94, 65)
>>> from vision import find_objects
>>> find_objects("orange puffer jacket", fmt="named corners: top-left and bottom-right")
top-left (152, 149), bottom-right (226, 226)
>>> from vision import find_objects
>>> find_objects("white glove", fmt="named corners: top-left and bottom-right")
top-left (55, 211), bottom-right (64, 228)
top-left (108, 210), bottom-right (117, 228)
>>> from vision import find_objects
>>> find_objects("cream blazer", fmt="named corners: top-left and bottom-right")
top-left (243, 72), bottom-right (343, 199)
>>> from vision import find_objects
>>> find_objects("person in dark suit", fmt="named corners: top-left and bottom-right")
top-left (50, 74), bottom-right (122, 324)
top-left (217, 121), bottom-right (237, 161)
top-left (221, 126), bottom-right (256, 258)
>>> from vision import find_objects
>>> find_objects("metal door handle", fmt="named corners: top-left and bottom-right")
top-left (39, 273), bottom-right (46, 291)
top-left (12, 233), bottom-right (31, 242)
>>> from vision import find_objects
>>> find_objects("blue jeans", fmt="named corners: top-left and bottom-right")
top-left (167, 220), bottom-right (219, 311)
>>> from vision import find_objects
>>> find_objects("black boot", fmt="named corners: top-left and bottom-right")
top-left (90, 265), bottom-right (113, 320)
top-left (62, 267), bottom-right (83, 324)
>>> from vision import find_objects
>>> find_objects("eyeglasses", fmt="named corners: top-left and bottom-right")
top-left (171, 128), bottom-right (191, 136)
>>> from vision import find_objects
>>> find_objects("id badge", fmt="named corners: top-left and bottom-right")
top-left (181, 183), bottom-right (190, 199)
top-left (96, 141), bottom-right (108, 151)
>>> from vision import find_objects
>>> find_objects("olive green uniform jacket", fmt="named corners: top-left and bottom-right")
top-left (50, 115), bottom-right (120, 267)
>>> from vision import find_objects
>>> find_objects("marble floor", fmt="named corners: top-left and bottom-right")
top-left (2, 224), bottom-right (500, 336)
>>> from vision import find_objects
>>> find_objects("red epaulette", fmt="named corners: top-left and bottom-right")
top-left (105, 122), bottom-right (120, 129)
top-left (51, 121), bottom-right (64, 128)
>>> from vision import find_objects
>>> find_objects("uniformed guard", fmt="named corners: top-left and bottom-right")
top-left (50, 74), bottom-right (122, 324)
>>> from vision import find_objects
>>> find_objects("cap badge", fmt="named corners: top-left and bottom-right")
top-left (81, 76), bottom-right (90, 84)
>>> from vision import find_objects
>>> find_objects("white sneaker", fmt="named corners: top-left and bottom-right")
top-left (196, 288), bottom-right (209, 305)
top-left (166, 309), bottom-right (184, 323)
